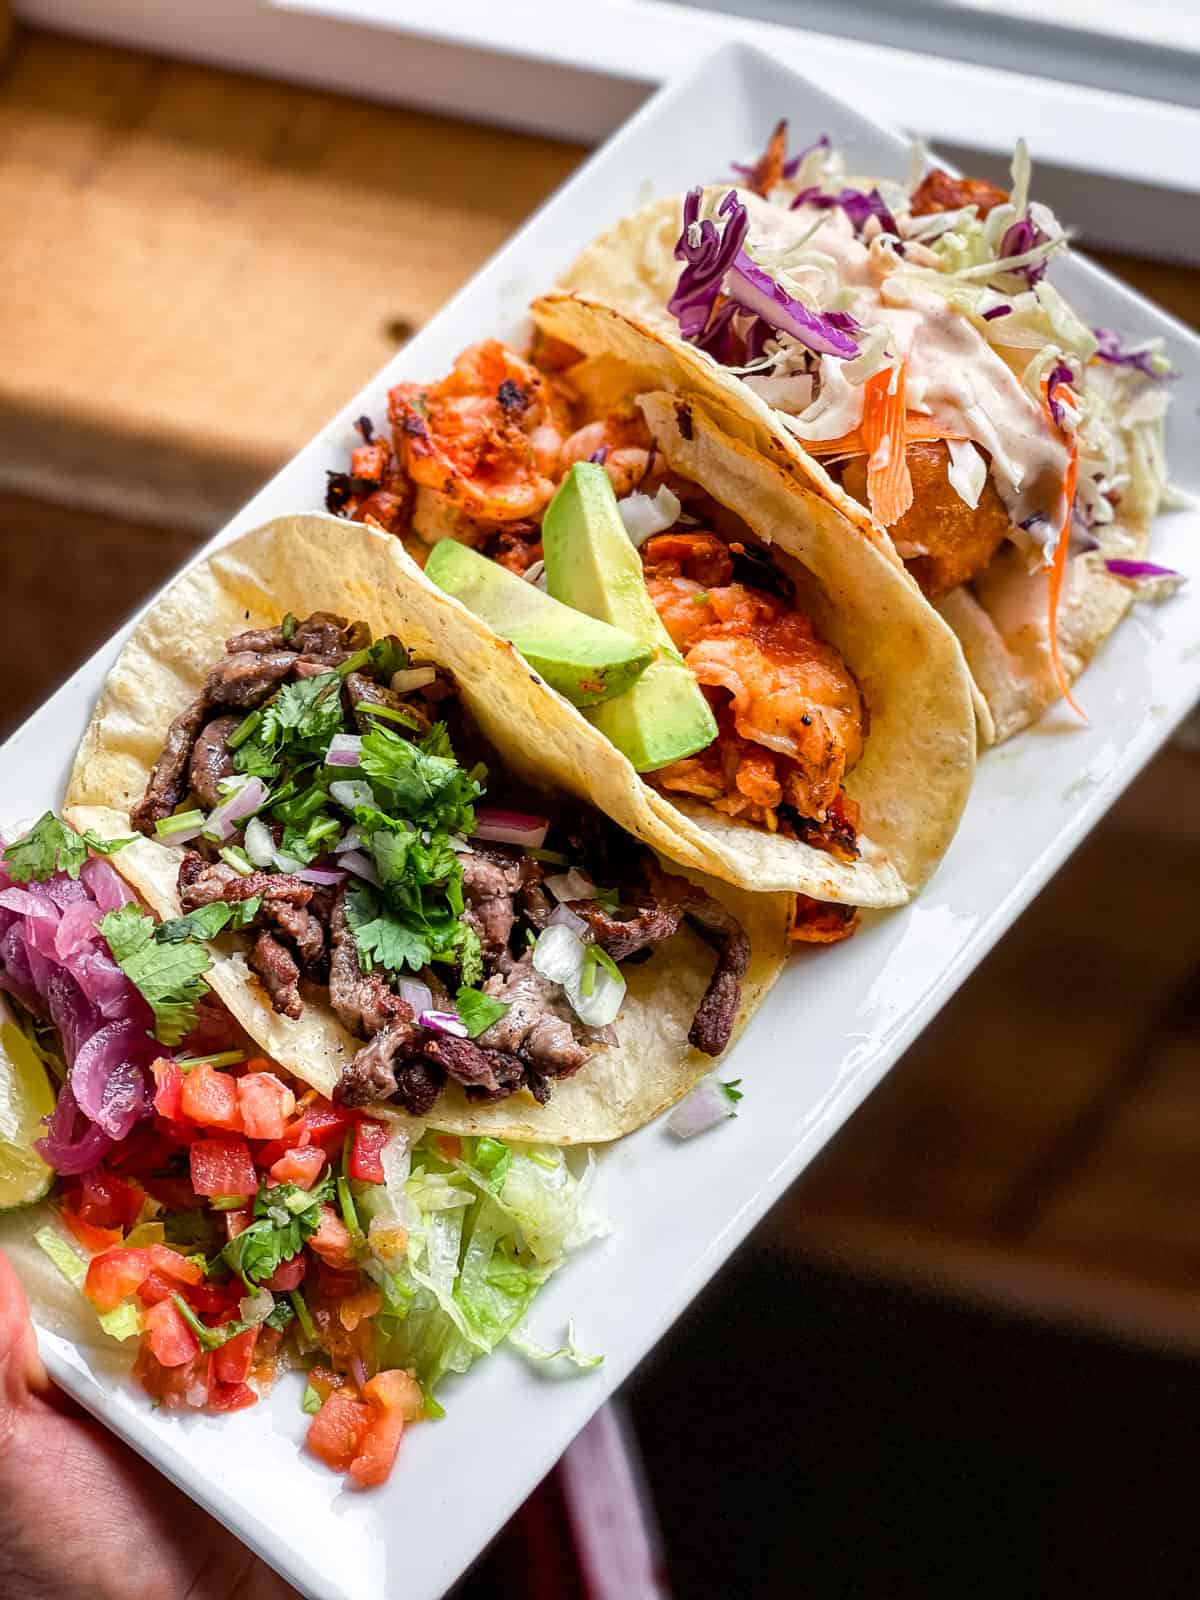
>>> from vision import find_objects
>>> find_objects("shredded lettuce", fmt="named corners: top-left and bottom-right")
top-left (357, 1130), bottom-right (606, 1396)
top-left (34, 1225), bottom-right (143, 1342)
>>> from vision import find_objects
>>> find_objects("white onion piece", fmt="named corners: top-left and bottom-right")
top-left (946, 437), bottom-right (987, 510)
top-left (330, 779), bottom-right (374, 811)
top-left (202, 776), bottom-right (269, 843)
top-left (545, 868), bottom-right (597, 903)
top-left (531, 922), bottom-right (587, 986)
top-left (565, 958), bottom-right (625, 1028)
top-left (547, 904), bottom-right (589, 938)
top-left (418, 1009), bottom-right (468, 1038)
top-left (398, 979), bottom-right (433, 1016)
top-left (339, 849), bottom-right (380, 887)
top-left (272, 851), bottom-right (306, 874)
top-left (239, 1288), bottom-right (276, 1325)
top-left (334, 824), bottom-right (364, 855)
top-left (325, 733), bottom-right (363, 767)
top-left (390, 667), bottom-right (437, 692)
top-left (617, 484), bottom-right (682, 547)
top-left (472, 809), bottom-right (549, 849)
top-left (243, 815), bottom-right (275, 868)
top-left (667, 1076), bottom-right (739, 1139)
top-left (294, 867), bottom-right (347, 886)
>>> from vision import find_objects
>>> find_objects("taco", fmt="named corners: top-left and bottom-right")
top-left (324, 324), bottom-right (977, 909)
top-left (559, 124), bottom-right (1179, 741)
top-left (63, 514), bottom-right (791, 1145)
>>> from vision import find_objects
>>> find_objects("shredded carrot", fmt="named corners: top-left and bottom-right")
top-left (860, 363), bottom-right (914, 527)
top-left (802, 413), bottom-right (967, 458)
top-left (1041, 374), bottom-right (1085, 721)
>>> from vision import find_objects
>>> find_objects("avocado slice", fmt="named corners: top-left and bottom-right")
top-left (541, 463), bottom-right (718, 772)
top-left (424, 538), bottom-right (653, 708)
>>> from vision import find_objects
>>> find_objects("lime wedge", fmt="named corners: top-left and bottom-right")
top-left (0, 1019), bottom-right (56, 1210)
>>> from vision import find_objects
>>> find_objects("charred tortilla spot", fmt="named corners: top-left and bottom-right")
top-left (675, 400), bottom-right (694, 441)
top-left (497, 378), bottom-right (527, 413)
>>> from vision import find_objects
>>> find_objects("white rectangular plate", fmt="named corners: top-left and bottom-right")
top-left (5, 42), bottom-right (1199, 1600)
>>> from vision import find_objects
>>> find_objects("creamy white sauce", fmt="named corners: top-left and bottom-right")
top-left (741, 193), bottom-right (1072, 538)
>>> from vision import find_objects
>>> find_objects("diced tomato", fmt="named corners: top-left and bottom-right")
top-left (136, 1270), bottom-right (178, 1307)
top-left (433, 1134), bottom-right (462, 1162)
top-left (155, 1116), bottom-right (200, 1147)
top-left (212, 1326), bottom-right (259, 1385)
top-left (337, 1287), bottom-right (383, 1332)
top-left (349, 1369), bottom-right (423, 1488)
top-left (84, 1244), bottom-right (202, 1313)
top-left (180, 1064), bottom-right (243, 1132)
top-left (180, 1279), bottom-right (240, 1316)
top-left (144, 1298), bottom-right (201, 1367)
top-left (308, 1206), bottom-right (356, 1269)
top-left (315, 1261), bottom-right (361, 1301)
top-left (61, 1207), bottom-right (123, 1254)
top-left (190, 1136), bottom-right (257, 1198)
top-left (237, 1071), bottom-right (297, 1141)
top-left (209, 1380), bottom-right (257, 1412)
top-left (151, 1057), bottom-right (183, 1121)
top-left (306, 1389), bottom-right (371, 1473)
top-left (349, 1120), bottom-right (389, 1183)
top-left (269, 1145), bottom-right (326, 1189)
top-left (264, 1255), bottom-right (306, 1292)
top-left (108, 1124), bottom-right (180, 1177)
top-left (134, 1345), bottom-right (212, 1410)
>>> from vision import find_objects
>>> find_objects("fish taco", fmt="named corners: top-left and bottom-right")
top-left (62, 514), bottom-right (791, 1145)
top-left (324, 317), bottom-right (977, 908)
top-left (559, 124), bottom-right (1180, 741)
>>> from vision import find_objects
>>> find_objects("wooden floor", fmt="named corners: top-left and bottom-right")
top-left (3, 26), bottom-right (1199, 1354)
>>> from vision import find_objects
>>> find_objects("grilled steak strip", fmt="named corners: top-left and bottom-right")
top-left (477, 953), bottom-right (591, 1077)
top-left (248, 931), bottom-right (302, 1019)
top-left (131, 697), bottom-right (210, 833)
top-left (188, 715), bottom-right (241, 811)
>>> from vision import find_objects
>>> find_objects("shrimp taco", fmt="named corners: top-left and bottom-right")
top-left (62, 515), bottom-right (791, 1144)
top-left (324, 329), bottom-right (977, 911)
top-left (559, 123), bottom-right (1180, 741)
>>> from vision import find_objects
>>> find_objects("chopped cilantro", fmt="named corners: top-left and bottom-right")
top-left (302, 1381), bottom-right (323, 1414)
top-left (290, 1288), bottom-right (317, 1343)
top-left (280, 612), bottom-right (298, 643)
top-left (4, 812), bottom-right (132, 883)
top-left (359, 724), bottom-right (481, 834)
top-left (154, 897), bottom-right (261, 944)
top-left (261, 673), bottom-right (344, 749)
top-left (720, 1079), bottom-right (744, 1107)
top-left (217, 1173), bottom-right (334, 1287)
top-left (171, 1293), bottom-right (251, 1352)
top-left (455, 986), bottom-right (510, 1039)
top-left (265, 1297), bottom-right (296, 1332)
top-left (345, 883), bottom-right (432, 974)
top-left (98, 903), bottom-right (212, 1046)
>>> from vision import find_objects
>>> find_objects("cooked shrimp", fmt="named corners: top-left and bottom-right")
top-left (388, 341), bottom-right (571, 543)
top-left (643, 532), bottom-right (866, 825)
top-left (560, 411), bottom-right (666, 498)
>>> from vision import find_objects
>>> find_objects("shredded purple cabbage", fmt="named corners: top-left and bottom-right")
top-left (982, 304), bottom-right (1012, 321)
top-left (1093, 327), bottom-right (1173, 381)
top-left (998, 217), bottom-right (1049, 285)
top-left (1046, 362), bottom-right (1076, 429)
top-left (0, 844), bottom-right (161, 1171)
top-left (1104, 559), bottom-right (1184, 584)
top-left (668, 187), bottom-right (749, 343)
top-left (669, 188), bottom-right (860, 363)
top-left (790, 185), bottom-right (900, 240)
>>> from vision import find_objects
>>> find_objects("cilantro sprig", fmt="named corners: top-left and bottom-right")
top-left (154, 898), bottom-right (262, 944)
top-left (5, 812), bottom-right (133, 883)
top-left (455, 986), bottom-right (510, 1039)
top-left (99, 903), bottom-right (212, 1046)
top-left (217, 1173), bottom-right (335, 1288)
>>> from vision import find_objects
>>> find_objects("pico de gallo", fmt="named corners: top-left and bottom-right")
top-left (0, 815), bottom-right (603, 1490)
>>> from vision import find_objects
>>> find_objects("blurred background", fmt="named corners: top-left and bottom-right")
top-left (2, 3), bottom-right (1199, 1595)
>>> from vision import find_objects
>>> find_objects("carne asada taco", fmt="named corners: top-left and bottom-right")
top-left (559, 125), bottom-right (1180, 741)
top-left (325, 325), bottom-right (976, 908)
top-left (63, 515), bottom-right (791, 1144)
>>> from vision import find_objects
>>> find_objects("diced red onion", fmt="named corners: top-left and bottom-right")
top-left (203, 776), bottom-right (269, 842)
top-left (293, 867), bottom-right (347, 886)
top-left (667, 1076), bottom-right (739, 1139)
top-left (398, 979), bottom-right (433, 1016)
top-left (324, 733), bottom-right (363, 768)
top-left (339, 850), bottom-right (381, 888)
top-left (471, 809), bottom-right (549, 849)
top-left (727, 253), bottom-right (860, 359)
top-left (390, 667), bottom-right (437, 692)
top-left (547, 904), bottom-right (589, 938)
top-left (418, 1009), bottom-right (468, 1038)
top-left (545, 869), bottom-right (597, 903)
top-left (243, 816), bottom-right (275, 868)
